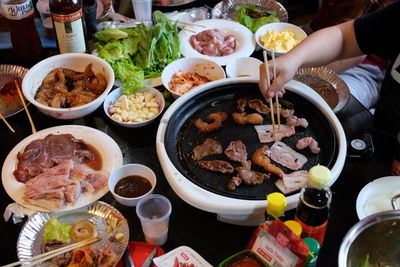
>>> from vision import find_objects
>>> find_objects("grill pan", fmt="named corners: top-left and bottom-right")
top-left (164, 82), bottom-right (337, 200)
top-left (156, 78), bottom-right (346, 225)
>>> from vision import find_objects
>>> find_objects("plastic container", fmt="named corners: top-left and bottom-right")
top-left (265, 192), bottom-right (286, 221)
top-left (153, 246), bottom-right (212, 267)
top-left (218, 250), bottom-right (265, 267)
top-left (295, 165), bottom-right (332, 245)
top-left (284, 220), bottom-right (302, 237)
top-left (303, 237), bottom-right (320, 267)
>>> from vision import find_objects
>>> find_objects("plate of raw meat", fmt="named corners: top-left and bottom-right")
top-left (179, 19), bottom-right (256, 66)
top-left (1, 125), bottom-right (123, 212)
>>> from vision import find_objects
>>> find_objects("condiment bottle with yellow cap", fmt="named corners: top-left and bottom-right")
top-left (265, 192), bottom-right (287, 221)
top-left (295, 165), bottom-right (332, 245)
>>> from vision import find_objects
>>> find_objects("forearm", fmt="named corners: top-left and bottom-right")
top-left (325, 55), bottom-right (366, 73)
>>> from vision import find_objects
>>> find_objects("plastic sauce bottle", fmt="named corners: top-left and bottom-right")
top-left (303, 237), bottom-right (320, 267)
top-left (49, 0), bottom-right (87, 53)
top-left (265, 192), bottom-right (286, 221)
top-left (0, 0), bottom-right (43, 66)
top-left (295, 165), bottom-right (332, 245)
top-left (284, 220), bottom-right (302, 237)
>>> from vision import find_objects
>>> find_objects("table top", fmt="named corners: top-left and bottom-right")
top-left (0, 1), bottom-right (396, 266)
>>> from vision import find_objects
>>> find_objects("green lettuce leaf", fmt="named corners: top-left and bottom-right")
top-left (93, 28), bottom-right (128, 41)
top-left (235, 4), bottom-right (279, 32)
top-left (43, 217), bottom-right (72, 244)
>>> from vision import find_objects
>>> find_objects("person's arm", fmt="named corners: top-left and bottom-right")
top-left (324, 55), bottom-right (366, 73)
top-left (259, 20), bottom-right (364, 101)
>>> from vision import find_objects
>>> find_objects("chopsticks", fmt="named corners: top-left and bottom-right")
top-left (181, 28), bottom-right (196, 33)
top-left (263, 50), bottom-right (280, 136)
top-left (2, 237), bottom-right (101, 267)
top-left (14, 80), bottom-right (36, 134)
top-left (0, 112), bottom-right (15, 133)
top-left (172, 20), bottom-right (206, 28)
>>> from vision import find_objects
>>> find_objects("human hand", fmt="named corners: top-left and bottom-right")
top-left (258, 56), bottom-right (299, 101)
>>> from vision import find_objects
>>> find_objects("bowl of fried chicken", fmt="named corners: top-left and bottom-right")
top-left (22, 53), bottom-right (114, 120)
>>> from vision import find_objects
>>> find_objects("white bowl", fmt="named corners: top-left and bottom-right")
top-left (108, 164), bottom-right (157, 207)
top-left (103, 87), bottom-right (165, 128)
top-left (225, 57), bottom-right (263, 78)
top-left (161, 57), bottom-right (226, 99)
top-left (255, 22), bottom-right (307, 57)
top-left (22, 53), bottom-right (114, 120)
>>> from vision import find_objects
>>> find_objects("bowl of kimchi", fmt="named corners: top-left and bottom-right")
top-left (161, 57), bottom-right (226, 99)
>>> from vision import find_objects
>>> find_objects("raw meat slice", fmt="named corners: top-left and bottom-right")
top-left (251, 146), bottom-right (284, 178)
top-left (224, 140), bottom-right (247, 163)
top-left (282, 170), bottom-right (309, 189)
top-left (254, 125), bottom-right (295, 143)
top-left (71, 164), bottom-right (109, 191)
top-left (266, 141), bottom-right (308, 170)
top-left (296, 137), bottom-right (321, 154)
top-left (192, 138), bottom-right (223, 160)
top-left (286, 115), bottom-right (309, 128)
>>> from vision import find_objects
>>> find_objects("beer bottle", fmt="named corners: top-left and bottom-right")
top-left (49, 0), bottom-right (87, 53)
top-left (0, 0), bottom-right (43, 66)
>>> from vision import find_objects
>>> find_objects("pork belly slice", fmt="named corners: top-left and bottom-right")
top-left (275, 170), bottom-right (309, 194)
top-left (224, 140), bottom-right (247, 163)
top-left (296, 137), bottom-right (321, 154)
top-left (266, 141), bottom-right (308, 171)
top-left (24, 159), bottom-right (74, 200)
top-left (252, 145), bottom-right (284, 178)
top-left (286, 115), bottom-right (309, 128)
top-left (197, 160), bottom-right (234, 174)
top-left (192, 138), bottom-right (223, 160)
top-left (254, 125), bottom-right (296, 143)
top-left (71, 164), bottom-right (109, 191)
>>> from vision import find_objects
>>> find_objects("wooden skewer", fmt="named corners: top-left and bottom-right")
top-left (1, 237), bottom-right (101, 267)
top-left (271, 50), bottom-right (281, 131)
top-left (172, 20), bottom-right (206, 28)
top-left (263, 51), bottom-right (275, 137)
top-left (0, 112), bottom-right (15, 133)
top-left (14, 80), bottom-right (36, 134)
top-left (181, 28), bottom-right (196, 33)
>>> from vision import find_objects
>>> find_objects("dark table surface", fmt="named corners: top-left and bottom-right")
top-left (0, 1), bottom-right (396, 266)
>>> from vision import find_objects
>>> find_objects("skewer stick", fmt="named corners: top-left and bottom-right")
top-left (0, 112), bottom-right (15, 133)
top-left (271, 50), bottom-right (281, 131)
top-left (263, 51), bottom-right (275, 137)
top-left (1, 237), bottom-right (101, 267)
top-left (14, 80), bottom-right (36, 134)
top-left (172, 20), bottom-right (206, 28)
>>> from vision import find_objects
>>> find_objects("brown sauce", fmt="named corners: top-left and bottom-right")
top-left (85, 144), bottom-right (102, 170)
top-left (114, 175), bottom-right (152, 198)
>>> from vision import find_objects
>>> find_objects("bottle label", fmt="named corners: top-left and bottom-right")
top-left (52, 10), bottom-right (86, 53)
top-left (295, 217), bottom-right (328, 245)
top-left (2, 0), bottom-right (33, 20)
top-left (391, 159), bottom-right (400, 175)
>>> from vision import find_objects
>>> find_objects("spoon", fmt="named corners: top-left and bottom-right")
top-left (391, 193), bottom-right (400, 210)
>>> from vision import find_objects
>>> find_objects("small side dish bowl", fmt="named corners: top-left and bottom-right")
top-left (225, 57), bottom-right (263, 78)
top-left (161, 57), bottom-right (226, 99)
top-left (103, 87), bottom-right (165, 128)
top-left (22, 53), bottom-right (114, 120)
top-left (108, 164), bottom-right (157, 207)
top-left (255, 22), bottom-right (307, 57)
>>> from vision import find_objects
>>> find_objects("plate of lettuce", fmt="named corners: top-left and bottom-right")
top-left (93, 11), bottom-right (181, 95)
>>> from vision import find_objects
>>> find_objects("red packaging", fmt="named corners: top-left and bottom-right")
top-left (247, 220), bottom-right (309, 267)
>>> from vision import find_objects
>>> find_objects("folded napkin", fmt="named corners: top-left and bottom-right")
top-left (3, 203), bottom-right (35, 224)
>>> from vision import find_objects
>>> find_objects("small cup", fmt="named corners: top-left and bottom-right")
top-left (136, 194), bottom-right (172, 246)
top-left (108, 164), bottom-right (156, 207)
top-left (225, 57), bottom-right (263, 79)
top-left (132, 0), bottom-right (152, 23)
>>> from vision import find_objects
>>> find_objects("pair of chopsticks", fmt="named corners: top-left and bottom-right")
top-left (0, 81), bottom-right (36, 134)
top-left (174, 20), bottom-right (206, 33)
top-left (1, 236), bottom-right (101, 267)
top-left (262, 50), bottom-right (281, 137)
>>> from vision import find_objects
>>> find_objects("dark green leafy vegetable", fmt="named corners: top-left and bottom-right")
top-left (94, 11), bottom-right (181, 95)
top-left (235, 4), bottom-right (279, 33)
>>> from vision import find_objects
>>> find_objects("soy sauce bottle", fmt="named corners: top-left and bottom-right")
top-left (50, 0), bottom-right (87, 53)
top-left (295, 165), bottom-right (332, 245)
top-left (265, 192), bottom-right (286, 221)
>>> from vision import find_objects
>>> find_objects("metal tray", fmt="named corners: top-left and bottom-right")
top-left (153, 0), bottom-right (198, 7)
top-left (17, 201), bottom-right (129, 265)
top-left (294, 67), bottom-right (350, 114)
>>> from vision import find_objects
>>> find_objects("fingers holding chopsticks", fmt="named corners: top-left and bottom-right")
top-left (258, 62), bottom-right (286, 101)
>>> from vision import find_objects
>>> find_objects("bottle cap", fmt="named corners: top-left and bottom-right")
top-left (266, 192), bottom-right (287, 218)
top-left (308, 165), bottom-right (331, 188)
top-left (284, 220), bottom-right (302, 237)
top-left (303, 237), bottom-right (320, 266)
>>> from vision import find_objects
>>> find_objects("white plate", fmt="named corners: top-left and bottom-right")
top-left (356, 176), bottom-right (400, 220)
top-left (179, 19), bottom-right (256, 66)
top-left (1, 125), bottom-right (123, 212)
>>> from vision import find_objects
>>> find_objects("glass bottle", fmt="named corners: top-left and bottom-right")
top-left (0, 0), bottom-right (43, 66)
top-left (391, 132), bottom-right (400, 175)
top-left (295, 165), bottom-right (332, 245)
top-left (49, 0), bottom-right (87, 53)
top-left (265, 192), bottom-right (286, 221)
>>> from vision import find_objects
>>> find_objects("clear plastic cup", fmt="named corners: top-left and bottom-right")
top-left (136, 194), bottom-right (172, 246)
top-left (36, 0), bottom-right (55, 39)
top-left (132, 0), bottom-right (152, 22)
